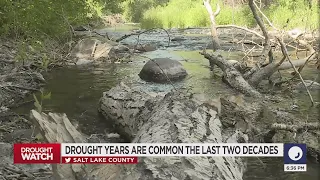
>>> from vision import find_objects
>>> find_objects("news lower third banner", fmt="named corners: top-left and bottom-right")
top-left (13, 143), bottom-right (307, 172)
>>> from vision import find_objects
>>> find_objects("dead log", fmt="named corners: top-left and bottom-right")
top-left (247, 56), bottom-right (286, 87)
top-left (98, 82), bottom-right (246, 180)
top-left (278, 58), bottom-right (313, 70)
top-left (201, 0), bottom-right (316, 91)
top-left (220, 97), bottom-right (320, 162)
top-left (30, 110), bottom-right (89, 180)
top-left (30, 110), bottom-right (122, 180)
top-left (270, 122), bottom-right (320, 133)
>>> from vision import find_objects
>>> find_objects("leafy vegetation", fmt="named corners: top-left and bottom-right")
top-left (0, 0), bottom-right (123, 40)
top-left (33, 88), bottom-right (51, 113)
top-left (120, 0), bottom-right (318, 30)
top-left (140, 0), bottom-right (255, 29)
top-left (264, 0), bottom-right (318, 30)
top-left (0, 0), bottom-right (124, 67)
top-left (122, 0), bottom-right (169, 23)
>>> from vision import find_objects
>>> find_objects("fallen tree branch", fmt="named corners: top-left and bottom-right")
top-left (216, 25), bottom-right (264, 39)
top-left (277, 37), bottom-right (314, 106)
top-left (295, 51), bottom-right (317, 72)
top-left (243, 0), bottom-right (273, 79)
top-left (278, 58), bottom-right (315, 70)
top-left (248, 55), bottom-right (286, 86)
top-left (4, 165), bottom-right (34, 179)
top-left (0, 85), bottom-right (39, 91)
top-left (115, 28), bottom-right (170, 47)
top-left (292, 40), bottom-right (316, 74)
top-left (0, 72), bottom-right (46, 83)
top-left (253, 1), bottom-right (279, 31)
top-left (0, 59), bottom-right (15, 64)
top-left (30, 110), bottom-right (96, 180)
top-left (201, 51), bottom-right (261, 97)
top-left (270, 122), bottom-right (320, 133)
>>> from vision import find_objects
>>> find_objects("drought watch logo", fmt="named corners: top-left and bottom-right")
top-left (284, 143), bottom-right (307, 172)
top-left (14, 144), bottom-right (61, 164)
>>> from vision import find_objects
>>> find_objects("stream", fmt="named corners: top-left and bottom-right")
top-left (14, 25), bottom-right (319, 180)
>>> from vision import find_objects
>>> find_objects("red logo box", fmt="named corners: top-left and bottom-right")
top-left (14, 143), bottom-right (61, 164)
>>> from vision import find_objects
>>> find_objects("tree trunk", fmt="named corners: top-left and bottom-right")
top-left (203, 0), bottom-right (221, 50)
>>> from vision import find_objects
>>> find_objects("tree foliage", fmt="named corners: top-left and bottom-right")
top-left (126, 0), bottom-right (318, 30)
top-left (0, 0), bottom-right (123, 40)
top-left (122, 0), bottom-right (169, 22)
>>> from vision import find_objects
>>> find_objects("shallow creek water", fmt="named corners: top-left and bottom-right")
top-left (14, 25), bottom-right (319, 179)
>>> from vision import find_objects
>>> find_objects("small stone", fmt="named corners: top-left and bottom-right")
top-left (113, 44), bottom-right (129, 53)
top-left (171, 37), bottom-right (185, 42)
top-left (74, 26), bottom-right (89, 31)
top-left (136, 44), bottom-right (157, 52)
top-left (290, 104), bottom-right (299, 110)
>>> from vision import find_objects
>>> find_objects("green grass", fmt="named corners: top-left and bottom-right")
top-left (140, 0), bottom-right (256, 29)
top-left (265, 1), bottom-right (318, 30)
top-left (139, 0), bottom-right (318, 30)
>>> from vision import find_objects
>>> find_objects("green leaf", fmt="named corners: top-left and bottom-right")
top-left (33, 94), bottom-right (40, 105)
top-left (33, 94), bottom-right (42, 112)
top-left (42, 92), bottom-right (51, 100)
top-left (35, 133), bottom-right (43, 140)
top-left (34, 101), bottom-right (42, 113)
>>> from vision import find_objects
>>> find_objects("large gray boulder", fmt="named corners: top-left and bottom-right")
top-left (139, 58), bottom-right (188, 83)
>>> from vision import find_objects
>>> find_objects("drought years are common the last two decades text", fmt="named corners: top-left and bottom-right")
top-left (13, 143), bottom-right (307, 172)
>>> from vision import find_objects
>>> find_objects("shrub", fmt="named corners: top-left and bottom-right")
top-left (137, 0), bottom-right (318, 30)
top-left (0, 0), bottom-right (124, 41)
top-left (265, 0), bottom-right (318, 30)
top-left (140, 0), bottom-right (257, 29)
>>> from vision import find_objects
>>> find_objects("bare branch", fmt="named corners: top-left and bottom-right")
top-left (248, 0), bottom-right (269, 39)
top-left (201, 51), bottom-right (261, 97)
top-left (244, 0), bottom-right (273, 79)
top-left (277, 37), bottom-right (314, 106)
top-left (214, 3), bottom-right (221, 16)
top-left (0, 59), bottom-right (15, 64)
top-left (115, 28), bottom-right (170, 47)
top-left (203, 0), bottom-right (221, 50)
top-left (270, 122), bottom-right (320, 133)
top-left (253, 1), bottom-right (279, 31)
top-left (216, 25), bottom-right (265, 39)
top-left (0, 85), bottom-right (39, 91)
